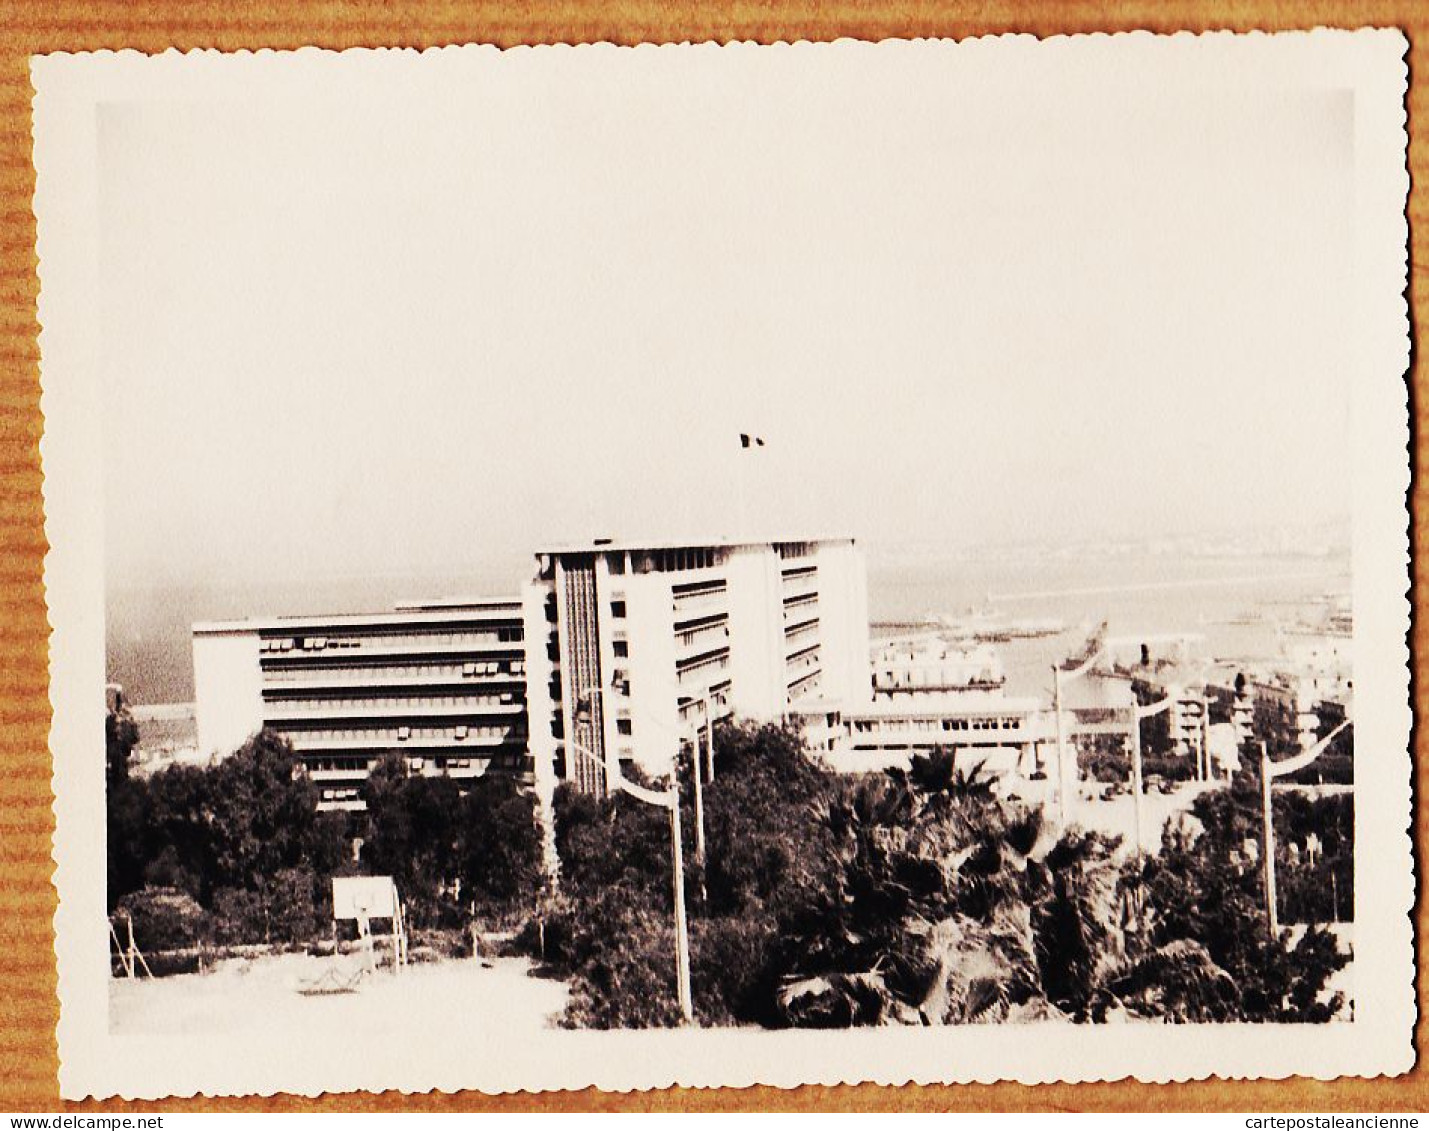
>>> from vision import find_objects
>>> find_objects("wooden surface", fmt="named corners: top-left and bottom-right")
top-left (0, 0), bottom-right (1422, 1113)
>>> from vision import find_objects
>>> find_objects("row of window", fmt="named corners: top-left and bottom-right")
top-left (261, 629), bottom-right (521, 654)
top-left (260, 631), bottom-right (523, 657)
top-left (262, 636), bottom-right (363, 654)
top-left (307, 755), bottom-right (486, 775)
top-left (849, 715), bottom-right (1027, 734)
top-left (677, 622), bottom-right (731, 650)
top-left (784, 619), bottom-right (820, 645)
top-left (787, 670), bottom-right (822, 701)
top-left (672, 578), bottom-right (727, 599)
top-left (678, 652), bottom-right (731, 684)
top-left (263, 660), bottom-right (524, 684)
top-left (781, 564), bottom-right (817, 582)
top-left (285, 724), bottom-right (523, 744)
top-left (875, 667), bottom-right (1000, 686)
top-left (775, 542), bottom-right (814, 560)
top-left (677, 686), bottom-right (730, 724)
top-left (303, 756), bottom-right (373, 772)
top-left (678, 645), bottom-right (731, 676)
top-left (672, 582), bottom-right (728, 617)
top-left (787, 646), bottom-right (820, 672)
top-left (636, 547), bottom-right (723, 574)
top-left (267, 693), bottom-right (520, 712)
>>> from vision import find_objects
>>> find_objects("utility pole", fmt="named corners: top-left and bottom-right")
top-left (669, 786), bottom-right (694, 1023)
top-left (690, 732), bottom-right (707, 904)
top-left (1256, 718), bottom-right (1352, 938)
top-left (1049, 623), bottom-right (1109, 830)
top-left (1128, 705), bottom-right (1145, 853)
top-left (1129, 691), bottom-right (1175, 854)
top-left (1260, 744), bottom-right (1278, 936)
top-left (1199, 696), bottom-right (1210, 782)
top-left (703, 691), bottom-right (715, 782)
top-left (566, 734), bottom-right (694, 1024)
top-left (1052, 665), bottom-right (1069, 828)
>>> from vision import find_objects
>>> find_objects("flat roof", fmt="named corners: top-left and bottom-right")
top-left (789, 692), bottom-right (1046, 718)
top-left (194, 598), bottom-right (522, 636)
top-left (536, 534), bottom-right (856, 556)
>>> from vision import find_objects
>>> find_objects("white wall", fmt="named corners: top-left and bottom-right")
top-left (519, 579), bottom-right (560, 879)
top-left (621, 569), bottom-right (680, 776)
top-left (191, 629), bottom-right (263, 757)
top-left (815, 540), bottom-right (872, 706)
top-left (723, 544), bottom-right (784, 719)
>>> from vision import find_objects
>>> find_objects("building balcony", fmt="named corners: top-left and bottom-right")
top-left (261, 640), bottom-right (524, 666)
top-left (786, 642), bottom-right (820, 667)
top-left (675, 623), bottom-right (731, 657)
top-left (781, 579), bottom-right (819, 602)
top-left (262, 669), bottom-right (524, 692)
top-left (672, 592), bottom-right (728, 624)
top-left (782, 597), bottom-right (819, 620)
top-left (303, 766), bottom-right (375, 782)
top-left (281, 733), bottom-right (523, 753)
top-left (263, 702), bottom-right (524, 722)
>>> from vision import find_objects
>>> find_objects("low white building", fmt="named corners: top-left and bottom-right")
top-left (792, 691), bottom-right (1050, 777)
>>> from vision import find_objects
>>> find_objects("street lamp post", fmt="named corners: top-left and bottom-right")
top-left (1129, 692), bottom-right (1176, 854)
top-left (1051, 665), bottom-right (1069, 828)
top-left (696, 689), bottom-right (715, 783)
top-left (599, 680), bottom-right (716, 900)
top-left (1256, 718), bottom-right (1353, 938)
top-left (563, 733), bottom-right (695, 1024)
top-left (687, 690), bottom-right (714, 891)
top-left (1260, 743), bottom-right (1278, 936)
top-left (1051, 625), bottom-right (1108, 829)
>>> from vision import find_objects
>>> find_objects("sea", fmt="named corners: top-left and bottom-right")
top-left (865, 551), bottom-right (1350, 704)
top-left (109, 549), bottom-right (1350, 713)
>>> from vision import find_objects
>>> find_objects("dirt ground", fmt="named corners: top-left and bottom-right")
top-left (109, 948), bottom-right (569, 1036)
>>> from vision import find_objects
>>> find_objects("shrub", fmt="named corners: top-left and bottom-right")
top-left (525, 719), bottom-right (1352, 1029)
top-left (265, 867), bottom-right (322, 943)
top-left (115, 886), bottom-right (208, 953)
top-left (551, 884), bottom-right (686, 1029)
top-left (689, 917), bottom-right (782, 1026)
top-left (210, 886), bottom-right (268, 946)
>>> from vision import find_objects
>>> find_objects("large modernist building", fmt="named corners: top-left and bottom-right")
top-left (191, 536), bottom-right (872, 806)
top-left (192, 599), bottom-right (529, 809)
top-left (521, 537), bottom-right (872, 793)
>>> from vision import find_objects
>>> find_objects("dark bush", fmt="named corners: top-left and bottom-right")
top-left (523, 722), bottom-right (1352, 1029)
top-left (210, 886), bottom-right (267, 946)
top-left (115, 886), bottom-right (208, 953)
top-left (689, 916), bottom-right (782, 1026)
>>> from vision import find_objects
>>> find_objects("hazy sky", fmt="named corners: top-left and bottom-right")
top-left (97, 43), bottom-right (1355, 592)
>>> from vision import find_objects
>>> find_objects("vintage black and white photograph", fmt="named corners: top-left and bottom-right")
top-left (35, 32), bottom-right (1411, 1099)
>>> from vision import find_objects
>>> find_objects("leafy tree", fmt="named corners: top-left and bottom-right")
top-left (360, 753), bottom-right (464, 923)
top-left (205, 730), bottom-right (326, 894)
top-left (458, 773), bottom-right (543, 908)
top-left (1134, 778), bottom-right (1349, 1021)
top-left (115, 887), bottom-right (207, 953)
top-left (524, 722), bottom-right (1350, 1029)
top-left (107, 728), bottom-right (350, 945)
top-left (700, 721), bottom-right (836, 919)
top-left (106, 704), bottom-right (139, 792)
top-left (106, 773), bottom-right (151, 910)
top-left (360, 755), bottom-right (543, 924)
top-left (106, 703), bottom-right (149, 909)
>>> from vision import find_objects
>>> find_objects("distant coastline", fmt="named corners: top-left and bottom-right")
top-left (108, 545), bottom-right (1350, 708)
